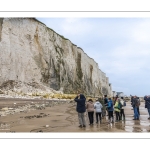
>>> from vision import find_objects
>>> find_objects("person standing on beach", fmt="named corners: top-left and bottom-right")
top-left (74, 94), bottom-right (86, 128)
top-left (94, 99), bottom-right (103, 124)
top-left (114, 98), bottom-right (121, 122)
top-left (132, 95), bottom-right (140, 120)
top-left (86, 99), bottom-right (94, 125)
top-left (98, 97), bottom-right (105, 117)
top-left (106, 98), bottom-right (114, 123)
top-left (137, 97), bottom-right (140, 116)
top-left (120, 97), bottom-right (126, 120)
top-left (104, 95), bottom-right (108, 116)
top-left (131, 96), bottom-right (134, 110)
top-left (144, 95), bottom-right (150, 119)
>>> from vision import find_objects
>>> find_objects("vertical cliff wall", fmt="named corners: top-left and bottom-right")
top-left (0, 18), bottom-right (112, 96)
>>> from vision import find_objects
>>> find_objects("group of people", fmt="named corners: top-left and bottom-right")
top-left (74, 94), bottom-right (150, 128)
top-left (74, 94), bottom-right (126, 128)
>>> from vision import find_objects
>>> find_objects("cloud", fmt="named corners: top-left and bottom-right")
top-left (60, 18), bottom-right (93, 36)
top-left (131, 19), bottom-right (150, 44)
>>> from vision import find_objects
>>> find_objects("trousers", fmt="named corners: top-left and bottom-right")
top-left (78, 112), bottom-right (86, 126)
top-left (96, 112), bottom-right (101, 123)
top-left (88, 112), bottom-right (94, 124)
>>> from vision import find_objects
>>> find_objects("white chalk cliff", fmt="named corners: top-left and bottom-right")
top-left (0, 18), bottom-right (112, 97)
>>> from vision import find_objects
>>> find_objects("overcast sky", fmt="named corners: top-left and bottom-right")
top-left (37, 18), bottom-right (150, 97)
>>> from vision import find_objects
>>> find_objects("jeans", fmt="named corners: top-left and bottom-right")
top-left (88, 112), bottom-right (94, 124)
top-left (133, 107), bottom-right (139, 119)
top-left (78, 113), bottom-right (86, 126)
top-left (96, 112), bottom-right (101, 123)
top-left (147, 108), bottom-right (150, 116)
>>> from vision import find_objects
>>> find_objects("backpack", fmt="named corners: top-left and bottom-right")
top-left (118, 102), bottom-right (121, 109)
top-left (119, 102), bottom-right (123, 109)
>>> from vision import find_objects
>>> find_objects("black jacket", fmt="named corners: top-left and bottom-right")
top-left (74, 94), bottom-right (86, 113)
top-left (132, 98), bottom-right (139, 107)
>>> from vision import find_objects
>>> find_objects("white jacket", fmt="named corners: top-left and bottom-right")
top-left (94, 101), bottom-right (103, 112)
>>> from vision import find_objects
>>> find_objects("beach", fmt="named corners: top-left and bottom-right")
top-left (0, 98), bottom-right (150, 132)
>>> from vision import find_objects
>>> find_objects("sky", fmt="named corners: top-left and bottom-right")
top-left (37, 18), bottom-right (150, 97)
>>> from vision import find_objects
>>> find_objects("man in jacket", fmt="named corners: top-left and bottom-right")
top-left (74, 94), bottom-right (86, 127)
top-left (144, 95), bottom-right (150, 119)
top-left (132, 95), bottom-right (140, 120)
top-left (107, 98), bottom-right (114, 123)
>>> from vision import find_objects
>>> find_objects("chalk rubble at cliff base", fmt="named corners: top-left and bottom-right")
top-left (0, 99), bottom-right (75, 117)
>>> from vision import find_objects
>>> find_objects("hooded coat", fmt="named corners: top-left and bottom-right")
top-left (86, 101), bottom-right (94, 112)
top-left (107, 99), bottom-right (114, 111)
top-left (74, 94), bottom-right (86, 113)
top-left (94, 101), bottom-right (103, 113)
top-left (144, 96), bottom-right (150, 109)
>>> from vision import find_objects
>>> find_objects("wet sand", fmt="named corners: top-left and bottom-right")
top-left (0, 98), bottom-right (150, 132)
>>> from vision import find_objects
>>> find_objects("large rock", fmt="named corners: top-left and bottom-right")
top-left (0, 18), bottom-right (112, 97)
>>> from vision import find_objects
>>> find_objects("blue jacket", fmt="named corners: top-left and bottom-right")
top-left (144, 96), bottom-right (150, 109)
top-left (107, 100), bottom-right (114, 111)
top-left (74, 94), bottom-right (86, 113)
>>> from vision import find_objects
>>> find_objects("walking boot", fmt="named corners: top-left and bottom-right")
top-left (78, 125), bottom-right (82, 128)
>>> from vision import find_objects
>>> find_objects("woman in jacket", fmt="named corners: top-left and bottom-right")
top-left (94, 100), bottom-right (103, 123)
top-left (114, 98), bottom-right (121, 122)
top-left (120, 97), bottom-right (126, 120)
top-left (86, 99), bottom-right (94, 125)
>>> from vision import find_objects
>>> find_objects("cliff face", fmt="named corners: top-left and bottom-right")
top-left (0, 18), bottom-right (112, 97)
